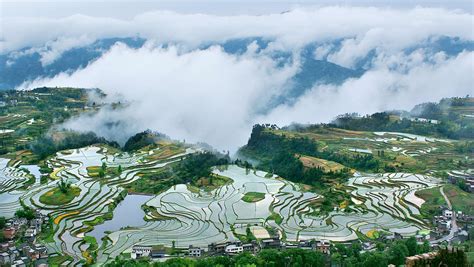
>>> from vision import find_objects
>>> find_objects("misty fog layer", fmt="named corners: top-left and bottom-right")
top-left (10, 7), bottom-right (474, 151)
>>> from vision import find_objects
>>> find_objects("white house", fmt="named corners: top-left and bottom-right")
top-left (188, 245), bottom-right (203, 257)
top-left (131, 245), bottom-right (152, 259)
top-left (443, 209), bottom-right (453, 219)
top-left (225, 244), bottom-right (243, 255)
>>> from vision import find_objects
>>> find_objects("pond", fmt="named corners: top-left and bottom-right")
top-left (87, 194), bottom-right (153, 243)
top-left (21, 165), bottom-right (42, 184)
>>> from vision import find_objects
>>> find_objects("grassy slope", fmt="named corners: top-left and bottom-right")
top-left (444, 184), bottom-right (474, 215)
top-left (39, 186), bottom-right (81, 205)
top-left (415, 186), bottom-right (447, 219)
top-left (242, 192), bottom-right (266, 203)
top-left (267, 126), bottom-right (472, 174)
top-left (298, 154), bottom-right (349, 172)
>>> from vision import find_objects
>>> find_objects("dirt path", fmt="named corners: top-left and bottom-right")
top-left (432, 186), bottom-right (457, 244)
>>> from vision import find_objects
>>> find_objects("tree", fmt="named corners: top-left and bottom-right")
top-left (405, 236), bottom-right (418, 256)
top-left (234, 252), bottom-right (258, 266)
top-left (258, 249), bottom-right (282, 266)
top-left (469, 227), bottom-right (474, 241)
top-left (118, 165), bottom-right (123, 173)
top-left (57, 178), bottom-right (71, 193)
top-left (421, 240), bottom-right (430, 253)
top-left (388, 242), bottom-right (409, 265)
top-left (0, 217), bottom-right (5, 229)
top-left (362, 252), bottom-right (388, 267)
top-left (15, 207), bottom-right (35, 220)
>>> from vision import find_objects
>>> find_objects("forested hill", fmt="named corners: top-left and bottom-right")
top-left (239, 97), bottom-right (474, 187)
top-left (329, 96), bottom-right (474, 140)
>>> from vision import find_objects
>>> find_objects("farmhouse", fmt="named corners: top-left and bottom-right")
top-left (131, 245), bottom-right (152, 259)
top-left (188, 245), bottom-right (204, 257)
top-left (225, 244), bottom-right (243, 255)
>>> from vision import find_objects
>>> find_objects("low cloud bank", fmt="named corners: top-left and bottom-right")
top-left (26, 44), bottom-right (296, 150)
top-left (14, 6), bottom-right (474, 151)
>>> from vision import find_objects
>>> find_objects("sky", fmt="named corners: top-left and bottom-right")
top-left (1, 1), bottom-right (472, 18)
top-left (1, 1), bottom-right (473, 151)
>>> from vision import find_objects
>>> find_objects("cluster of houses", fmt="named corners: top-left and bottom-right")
top-left (131, 235), bottom-right (332, 260)
top-left (431, 207), bottom-right (472, 243)
top-left (448, 173), bottom-right (474, 193)
top-left (433, 209), bottom-right (455, 234)
top-left (0, 212), bottom-right (49, 267)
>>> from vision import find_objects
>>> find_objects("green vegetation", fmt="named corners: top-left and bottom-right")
top-left (242, 192), bottom-right (266, 203)
top-left (332, 96), bottom-right (474, 139)
top-left (231, 225), bottom-right (257, 243)
top-left (0, 87), bottom-right (115, 160)
top-left (123, 130), bottom-right (168, 151)
top-left (48, 255), bottom-right (73, 266)
top-left (266, 212), bottom-right (283, 225)
top-left (106, 248), bottom-right (325, 267)
top-left (39, 186), bottom-right (81, 205)
top-left (415, 186), bottom-right (446, 218)
top-left (174, 151), bottom-right (230, 184)
top-left (444, 184), bottom-right (474, 215)
top-left (331, 236), bottom-right (432, 267)
top-left (87, 163), bottom-right (121, 178)
top-left (82, 235), bottom-right (99, 264)
top-left (240, 124), bottom-right (377, 186)
top-left (193, 173), bottom-right (232, 191)
top-left (38, 217), bottom-right (55, 243)
top-left (123, 151), bottom-right (230, 194)
top-left (57, 178), bottom-right (71, 193)
top-left (30, 131), bottom-right (119, 160)
top-left (14, 206), bottom-right (35, 220)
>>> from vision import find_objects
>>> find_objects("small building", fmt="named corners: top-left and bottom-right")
top-left (443, 209), bottom-right (453, 219)
top-left (297, 240), bottom-right (313, 250)
top-left (3, 227), bottom-right (16, 240)
top-left (0, 252), bottom-right (11, 265)
top-left (30, 218), bottom-right (42, 232)
top-left (438, 220), bottom-right (452, 232)
top-left (188, 245), bottom-right (203, 257)
top-left (242, 241), bottom-right (260, 254)
top-left (260, 238), bottom-right (281, 249)
top-left (11, 259), bottom-right (26, 267)
top-left (282, 243), bottom-right (298, 249)
top-left (225, 244), bottom-right (243, 255)
top-left (362, 242), bottom-right (376, 251)
top-left (25, 228), bottom-right (37, 243)
top-left (131, 245), bottom-right (152, 259)
top-left (151, 247), bottom-right (166, 258)
top-left (0, 241), bottom-right (14, 252)
top-left (457, 230), bottom-right (469, 243)
top-left (315, 240), bottom-right (331, 255)
top-left (208, 242), bottom-right (234, 255)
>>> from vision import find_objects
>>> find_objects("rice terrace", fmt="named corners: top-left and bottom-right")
top-left (1, 3), bottom-right (474, 266)
top-left (1, 90), bottom-right (473, 265)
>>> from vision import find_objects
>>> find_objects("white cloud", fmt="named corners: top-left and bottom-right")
top-left (260, 51), bottom-right (474, 125)
top-left (24, 43), bottom-right (297, 151)
top-left (2, 7), bottom-right (472, 56)
top-left (7, 6), bottom-right (474, 151)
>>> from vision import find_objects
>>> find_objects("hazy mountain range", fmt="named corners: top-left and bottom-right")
top-left (2, 36), bottom-right (471, 107)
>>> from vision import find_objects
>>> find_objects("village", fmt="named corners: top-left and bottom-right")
top-left (0, 211), bottom-right (49, 267)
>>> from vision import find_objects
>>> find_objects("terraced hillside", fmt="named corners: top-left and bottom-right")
top-left (97, 165), bottom-right (440, 263)
top-left (0, 141), bottom-right (446, 265)
top-left (0, 143), bottom-right (194, 265)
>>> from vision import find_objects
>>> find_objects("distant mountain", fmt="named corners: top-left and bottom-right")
top-left (0, 37), bottom-right (145, 90)
top-left (1, 36), bottom-right (471, 105)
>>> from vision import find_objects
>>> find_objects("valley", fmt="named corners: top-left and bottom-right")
top-left (0, 88), bottom-right (473, 266)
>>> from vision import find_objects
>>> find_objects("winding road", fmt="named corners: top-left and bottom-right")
top-left (432, 186), bottom-right (458, 244)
